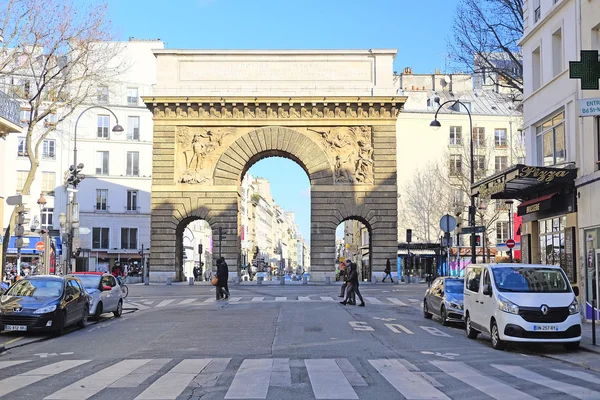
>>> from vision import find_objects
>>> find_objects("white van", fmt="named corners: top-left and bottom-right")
top-left (463, 263), bottom-right (582, 350)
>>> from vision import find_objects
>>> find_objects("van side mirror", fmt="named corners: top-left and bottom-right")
top-left (573, 286), bottom-right (579, 297)
top-left (483, 284), bottom-right (492, 296)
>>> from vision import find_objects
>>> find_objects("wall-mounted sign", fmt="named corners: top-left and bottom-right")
top-left (579, 97), bottom-right (600, 117)
top-left (478, 178), bottom-right (506, 198)
top-left (569, 50), bottom-right (600, 90)
top-left (518, 166), bottom-right (573, 183)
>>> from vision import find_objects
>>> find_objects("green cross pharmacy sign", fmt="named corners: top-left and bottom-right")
top-left (570, 50), bottom-right (600, 90)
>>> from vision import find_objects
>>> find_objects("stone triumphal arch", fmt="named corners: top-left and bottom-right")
top-left (144, 50), bottom-right (405, 282)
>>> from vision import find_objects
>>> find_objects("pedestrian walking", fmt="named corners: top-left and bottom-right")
top-left (338, 261), bottom-right (349, 298)
top-left (204, 267), bottom-right (212, 282)
top-left (382, 258), bottom-right (394, 283)
top-left (216, 257), bottom-right (230, 300)
top-left (340, 262), bottom-right (365, 307)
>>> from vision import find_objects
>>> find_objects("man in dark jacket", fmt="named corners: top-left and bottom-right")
top-left (216, 257), bottom-right (230, 300)
top-left (383, 258), bottom-right (394, 282)
top-left (338, 261), bottom-right (349, 298)
top-left (340, 262), bottom-right (365, 307)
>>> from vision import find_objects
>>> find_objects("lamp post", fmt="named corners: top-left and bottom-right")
top-left (67, 106), bottom-right (123, 273)
top-left (58, 212), bottom-right (66, 274)
top-left (430, 100), bottom-right (477, 265)
top-left (505, 200), bottom-right (514, 263)
top-left (36, 192), bottom-right (50, 275)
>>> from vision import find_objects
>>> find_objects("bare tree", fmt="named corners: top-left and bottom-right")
top-left (448, 0), bottom-right (523, 95)
top-left (399, 162), bottom-right (453, 243)
top-left (0, 0), bottom-right (119, 264)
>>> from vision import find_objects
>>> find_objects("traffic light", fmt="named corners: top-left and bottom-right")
top-left (67, 163), bottom-right (85, 187)
top-left (470, 235), bottom-right (481, 246)
top-left (14, 205), bottom-right (30, 250)
top-left (406, 229), bottom-right (412, 244)
top-left (198, 244), bottom-right (203, 255)
top-left (219, 227), bottom-right (226, 241)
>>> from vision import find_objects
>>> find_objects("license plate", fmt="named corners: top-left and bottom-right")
top-left (4, 325), bottom-right (27, 331)
top-left (533, 325), bottom-right (558, 331)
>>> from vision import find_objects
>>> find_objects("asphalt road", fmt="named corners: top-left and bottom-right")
top-left (0, 283), bottom-right (599, 400)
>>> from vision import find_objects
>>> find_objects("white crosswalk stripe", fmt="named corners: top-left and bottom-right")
top-left (387, 298), bottom-right (408, 306)
top-left (46, 359), bottom-right (153, 399)
top-left (228, 297), bottom-right (242, 302)
top-left (178, 298), bottom-right (196, 305)
top-left (251, 296), bottom-right (265, 302)
top-left (364, 297), bottom-right (383, 304)
top-left (493, 364), bottom-right (600, 399)
top-left (1, 357), bottom-right (600, 399)
top-left (275, 296), bottom-right (287, 301)
top-left (320, 296), bottom-right (335, 301)
top-left (431, 361), bottom-right (537, 400)
top-left (0, 360), bottom-right (90, 398)
top-left (156, 299), bottom-right (175, 308)
top-left (298, 296), bottom-right (311, 301)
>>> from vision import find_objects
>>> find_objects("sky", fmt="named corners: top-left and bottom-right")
top-left (104, 0), bottom-right (459, 240)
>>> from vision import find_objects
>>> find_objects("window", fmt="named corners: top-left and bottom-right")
top-left (41, 207), bottom-right (53, 229)
top-left (126, 190), bottom-right (138, 211)
top-left (67, 280), bottom-right (81, 298)
top-left (101, 275), bottom-right (116, 288)
top-left (538, 216), bottom-right (573, 282)
top-left (19, 108), bottom-right (30, 123)
top-left (518, 130), bottom-right (526, 147)
top-left (496, 221), bottom-right (509, 244)
top-left (96, 151), bottom-right (109, 175)
top-left (361, 230), bottom-right (369, 246)
top-left (536, 111), bottom-right (565, 166)
top-left (517, 156), bottom-right (526, 164)
top-left (97, 115), bottom-right (110, 139)
top-left (97, 86), bottom-right (108, 104)
top-left (45, 112), bottom-right (57, 126)
top-left (466, 267), bottom-right (482, 293)
top-left (96, 189), bottom-right (108, 211)
top-left (494, 128), bottom-right (507, 147)
top-left (534, 0), bottom-right (541, 22)
top-left (42, 139), bottom-right (56, 159)
top-left (92, 227), bottom-right (109, 249)
top-left (495, 156), bottom-right (508, 172)
top-left (474, 155), bottom-right (486, 174)
top-left (449, 155), bottom-right (462, 176)
top-left (126, 151), bottom-right (139, 176)
top-left (17, 137), bottom-right (27, 156)
top-left (127, 87), bottom-right (138, 106)
top-left (16, 170), bottom-right (27, 192)
top-left (495, 199), bottom-right (508, 211)
top-left (121, 228), bottom-right (138, 250)
top-left (449, 126), bottom-right (462, 145)
top-left (127, 116), bottom-right (140, 140)
top-left (452, 188), bottom-right (464, 205)
top-left (472, 127), bottom-right (485, 147)
top-left (552, 28), bottom-right (563, 77)
top-left (41, 172), bottom-right (55, 194)
top-left (532, 47), bottom-right (542, 91)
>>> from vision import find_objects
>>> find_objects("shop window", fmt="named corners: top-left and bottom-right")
top-left (536, 111), bottom-right (565, 166)
top-left (538, 216), bottom-right (573, 281)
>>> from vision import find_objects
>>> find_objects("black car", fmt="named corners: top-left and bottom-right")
top-left (0, 275), bottom-right (89, 335)
top-left (423, 277), bottom-right (465, 325)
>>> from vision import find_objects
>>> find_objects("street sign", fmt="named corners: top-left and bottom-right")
top-left (78, 227), bottom-right (91, 235)
top-left (579, 97), bottom-right (600, 117)
top-left (35, 241), bottom-right (45, 251)
top-left (48, 229), bottom-right (60, 237)
top-left (570, 50), bottom-right (600, 90)
top-left (506, 239), bottom-right (516, 249)
top-left (6, 195), bottom-right (22, 206)
top-left (460, 226), bottom-right (486, 234)
top-left (439, 214), bottom-right (456, 233)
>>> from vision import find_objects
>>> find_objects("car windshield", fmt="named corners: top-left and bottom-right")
top-left (5, 279), bottom-right (63, 298)
top-left (492, 267), bottom-right (571, 293)
top-left (445, 279), bottom-right (464, 294)
top-left (72, 275), bottom-right (101, 290)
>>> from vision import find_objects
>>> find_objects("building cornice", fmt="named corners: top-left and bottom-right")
top-left (142, 96), bottom-right (406, 123)
top-left (518, 0), bottom-right (571, 46)
top-left (152, 49), bottom-right (398, 56)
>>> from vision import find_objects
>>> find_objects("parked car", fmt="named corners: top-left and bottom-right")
top-left (423, 277), bottom-right (464, 325)
top-left (70, 272), bottom-right (123, 320)
top-left (0, 275), bottom-right (89, 336)
top-left (464, 264), bottom-right (582, 351)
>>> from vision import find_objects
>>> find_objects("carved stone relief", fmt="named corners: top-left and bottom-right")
top-left (177, 127), bottom-right (231, 184)
top-left (305, 126), bottom-right (374, 185)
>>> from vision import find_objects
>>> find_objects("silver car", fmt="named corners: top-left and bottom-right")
top-left (70, 273), bottom-right (124, 320)
top-left (423, 277), bottom-right (464, 325)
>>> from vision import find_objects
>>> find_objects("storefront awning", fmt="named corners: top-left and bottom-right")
top-left (517, 193), bottom-right (557, 216)
top-left (471, 164), bottom-right (577, 200)
top-left (397, 249), bottom-right (437, 256)
top-left (6, 236), bottom-right (62, 255)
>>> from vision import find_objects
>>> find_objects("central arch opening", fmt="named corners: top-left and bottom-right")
top-left (239, 154), bottom-right (311, 282)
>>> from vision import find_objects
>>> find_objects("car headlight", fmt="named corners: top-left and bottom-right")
top-left (498, 295), bottom-right (519, 315)
top-left (33, 305), bottom-right (57, 314)
top-left (449, 302), bottom-right (463, 310)
top-left (568, 298), bottom-right (580, 315)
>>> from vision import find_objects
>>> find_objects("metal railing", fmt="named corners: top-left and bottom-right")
top-left (0, 90), bottom-right (21, 127)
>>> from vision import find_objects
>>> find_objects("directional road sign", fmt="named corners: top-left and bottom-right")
top-left (460, 226), bottom-right (486, 234)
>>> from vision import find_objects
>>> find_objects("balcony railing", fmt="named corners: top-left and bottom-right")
top-left (126, 169), bottom-right (140, 176)
top-left (125, 206), bottom-right (141, 213)
top-left (94, 205), bottom-right (110, 212)
top-left (0, 90), bottom-right (21, 128)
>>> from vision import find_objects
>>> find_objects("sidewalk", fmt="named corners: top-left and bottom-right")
top-left (581, 322), bottom-right (600, 354)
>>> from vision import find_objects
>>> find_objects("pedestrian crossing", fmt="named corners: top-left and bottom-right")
top-left (0, 357), bottom-right (598, 399)
top-left (126, 296), bottom-right (418, 310)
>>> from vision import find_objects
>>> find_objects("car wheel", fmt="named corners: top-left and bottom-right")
top-left (441, 305), bottom-right (449, 326)
top-left (55, 311), bottom-right (67, 336)
top-left (465, 313), bottom-right (479, 339)
top-left (490, 320), bottom-right (506, 350)
top-left (94, 302), bottom-right (103, 321)
top-left (114, 300), bottom-right (123, 318)
top-left (423, 299), bottom-right (432, 319)
top-left (563, 341), bottom-right (580, 351)
top-left (78, 305), bottom-right (89, 329)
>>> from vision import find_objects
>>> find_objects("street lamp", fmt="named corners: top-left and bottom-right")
top-left (36, 193), bottom-right (50, 274)
top-left (66, 106), bottom-right (123, 273)
top-left (430, 99), bottom-right (477, 264)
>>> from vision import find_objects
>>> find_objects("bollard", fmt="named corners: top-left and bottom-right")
top-left (144, 276), bottom-right (149, 285)
top-left (234, 277), bottom-right (240, 285)
top-left (189, 277), bottom-right (194, 286)
top-left (303, 275), bottom-right (307, 284)
top-left (257, 276), bottom-right (263, 285)
top-left (325, 276), bottom-right (331, 285)
top-left (167, 277), bottom-right (172, 285)
top-left (280, 276), bottom-right (285, 285)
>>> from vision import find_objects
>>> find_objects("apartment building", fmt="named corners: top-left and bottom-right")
top-left (519, 0), bottom-right (600, 319)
